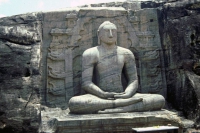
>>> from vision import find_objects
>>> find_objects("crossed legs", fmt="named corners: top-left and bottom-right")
top-left (69, 93), bottom-right (165, 114)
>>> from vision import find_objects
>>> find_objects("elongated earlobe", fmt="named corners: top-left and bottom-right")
top-left (97, 31), bottom-right (100, 45)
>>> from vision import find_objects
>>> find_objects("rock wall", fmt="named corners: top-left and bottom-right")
top-left (0, 0), bottom-right (200, 132)
top-left (160, 0), bottom-right (200, 123)
top-left (0, 13), bottom-right (42, 132)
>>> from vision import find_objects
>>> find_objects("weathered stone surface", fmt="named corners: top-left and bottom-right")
top-left (0, 0), bottom-right (200, 132)
top-left (68, 20), bottom-right (165, 114)
top-left (183, 72), bottom-right (200, 120)
top-left (80, 1), bottom-right (141, 10)
top-left (160, 0), bottom-right (200, 124)
top-left (0, 26), bottom-right (40, 45)
top-left (42, 7), bottom-right (168, 112)
top-left (40, 108), bottom-right (194, 133)
top-left (0, 13), bottom-right (42, 133)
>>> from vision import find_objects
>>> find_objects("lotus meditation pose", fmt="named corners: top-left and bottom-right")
top-left (69, 21), bottom-right (165, 114)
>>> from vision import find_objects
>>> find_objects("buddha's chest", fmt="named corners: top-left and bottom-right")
top-left (96, 53), bottom-right (124, 72)
top-left (94, 52), bottom-right (125, 93)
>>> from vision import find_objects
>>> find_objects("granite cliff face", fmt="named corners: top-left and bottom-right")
top-left (160, 0), bottom-right (200, 122)
top-left (0, 13), bottom-right (42, 132)
top-left (0, 0), bottom-right (200, 132)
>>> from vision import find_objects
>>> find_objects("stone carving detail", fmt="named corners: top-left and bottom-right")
top-left (46, 13), bottom-right (79, 107)
top-left (2, 1), bottom-right (200, 132)
top-left (45, 9), bottom-right (167, 108)
top-left (129, 9), bottom-right (166, 97)
top-left (129, 16), bottom-right (140, 32)
top-left (137, 31), bottom-right (155, 47)
top-left (68, 21), bottom-right (165, 114)
top-left (66, 13), bottom-right (77, 28)
top-left (48, 81), bottom-right (65, 95)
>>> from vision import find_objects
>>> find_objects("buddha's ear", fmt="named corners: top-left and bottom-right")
top-left (115, 35), bottom-right (117, 45)
top-left (97, 30), bottom-right (100, 45)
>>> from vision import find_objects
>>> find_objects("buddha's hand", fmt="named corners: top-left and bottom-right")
top-left (114, 92), bottom-right (133, 99)
top-left (103, 92), bottom-right (125, 99)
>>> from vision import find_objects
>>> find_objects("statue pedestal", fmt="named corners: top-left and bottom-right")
top-left (40, 108), bottom-right (193, 133)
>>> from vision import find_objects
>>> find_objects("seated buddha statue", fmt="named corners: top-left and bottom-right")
top-left (68, 21), bottom-right (165, 114)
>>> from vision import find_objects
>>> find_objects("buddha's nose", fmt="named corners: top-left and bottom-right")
top-left (109, 30), bottom-right (113, 38)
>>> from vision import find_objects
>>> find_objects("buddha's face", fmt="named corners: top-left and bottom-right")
top-left (99, 24), bottom-right (117, 45)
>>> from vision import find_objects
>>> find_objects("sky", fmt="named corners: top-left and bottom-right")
top-left (0, 0), bottom-right (127, 18)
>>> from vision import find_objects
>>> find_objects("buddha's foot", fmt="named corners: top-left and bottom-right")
top-left (98, 97), bottom-right (143, 114)
top-left (115, 97), bottom-right (143, 107)
top-left (98, 108), bottom-right (122, 114)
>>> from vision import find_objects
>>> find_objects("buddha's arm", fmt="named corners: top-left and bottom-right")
top-left (82, 49), bottom-right (119, 99)
top-left (114, 50), bottom-right (138, 99)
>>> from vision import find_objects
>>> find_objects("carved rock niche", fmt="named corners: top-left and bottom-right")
top-left (44, 8), bottom-right (166, 108)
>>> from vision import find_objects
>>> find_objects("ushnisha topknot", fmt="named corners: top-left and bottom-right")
top-left (97, 21), bottom-right (117, 32)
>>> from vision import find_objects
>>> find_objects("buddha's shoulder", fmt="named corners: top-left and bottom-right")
top-left (117, 46), bottom-right (133, 55)
top-left (82, 46), bottom-right (98, 57)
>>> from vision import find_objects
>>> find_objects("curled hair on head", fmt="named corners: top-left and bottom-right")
top-left (97, 21), bottom-right (117, 45)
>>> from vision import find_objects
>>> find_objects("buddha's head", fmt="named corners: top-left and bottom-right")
top-left (97, 21), bottom-right (117, 45)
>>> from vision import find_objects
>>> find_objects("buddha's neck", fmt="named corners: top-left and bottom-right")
top-left (101, 42), bottom-right (116, 51)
